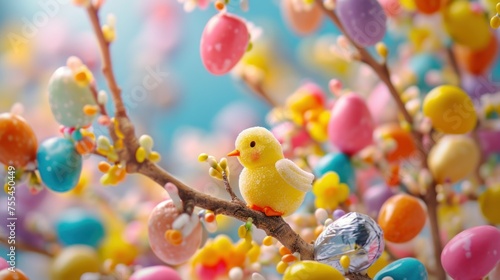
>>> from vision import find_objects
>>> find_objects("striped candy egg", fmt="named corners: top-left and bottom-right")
top-left (48, 66), bottom-right (97, 128)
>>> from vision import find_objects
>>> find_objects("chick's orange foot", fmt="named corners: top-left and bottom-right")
top-left (248, 204), bottom-right (283, 216)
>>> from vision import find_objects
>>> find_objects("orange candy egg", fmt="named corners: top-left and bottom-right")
top-left (0, 268), bottom-right (29, 280)
top-left (454, 33), bottom-right (498, 75)
top-left (281, 0), bottom-right (323, 35)
top-left (378, 194), bottom-right (427, 243)
top-left (0, 113), bottom-right (38, 168)
top-left (375, 124), bottom-right (416, 162)
top-left (415, 0), bottom-right (447, 14)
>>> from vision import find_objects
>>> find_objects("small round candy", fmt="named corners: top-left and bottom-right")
top-left (51, 245), bottom-right (100, 280)
top-left (374, 257), bottom-right (428, 280)
top-left (378, 194), bottom-right (426, 243)
top-left (129, 265), bottom-right (182, 280)
top-left (0, 113), bottom-right (38, 168)
top-left (148, 200), bottom-right (202, 265)
top-left (441, 225), bottom-right (500, 280)
top-left (314, 212), bottom-right (384, 272)
top-left (281, 0), bottom-right (324, 35)
top-left (200, 13), bottom-right (249, 75)
top-left (423, 85), bottom-right (477, 134)
top-left (56, 208), bottom-right (105, 248)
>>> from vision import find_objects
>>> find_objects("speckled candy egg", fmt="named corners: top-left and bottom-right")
top-left (48, 66), bottom-right (97, 128)
top-left (283, 261), bottom-right (344, 280)
top-left (148, 200), bottom-right (202, 265)
top-left (443, 1), bottom-right (490, 50)
top-left (0, 113), bottom-right (37, 168)
top-left (200, 13), bottom-right (249, 75)
top-left (427, 135), bottom-right (480, 184)
top-left (56, 208), bottom-right (105, 248)
top-left (378, 194), bottom-right (426, 243)
top-left (374, 258), bottom-right (428, 280)
top-left (314, 212), bottom-right (384, 272)
top-left (51, 246), bottom-right (100, 280)
top-left (37, 137), bottom-right (82, 192)
top-left (327, 93), bottom-right (374, 155)
top-left (130, 266), bottom-right (182, 280)
top-left (441, 226), bottom-right (500, 280)
top-left (423, 85), bottom-right (477, 134)
top-left (281, 0), bottom-right (324, 35)
top-left (336, 0), bottom-right (387, 47)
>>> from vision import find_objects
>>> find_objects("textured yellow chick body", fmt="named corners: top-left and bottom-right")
top-left (240, 166), bottom-right (305, 217)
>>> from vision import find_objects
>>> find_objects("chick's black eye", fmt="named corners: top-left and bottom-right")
top-left (250, 141), bottom-right (256, 148)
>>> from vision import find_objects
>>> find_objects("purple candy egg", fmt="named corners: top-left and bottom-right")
top-left (363, 184), bottom-right (394, 217)
top-left (336, 0), bottom-right (387, 47)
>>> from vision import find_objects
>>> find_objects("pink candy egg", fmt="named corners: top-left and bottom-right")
top-left (148, 200), bottom-right (202, 265)
top-left (200, 13), bottom-right (249, 75)
top-left (378, 0), bottom-right (402, 17)
top-left (327, 93), bottom-right (374, 155)
top-left (129, 265), bottom-right (182, 280)
top-left (441, 225), bottom-right (500, 280)
top-left (281, 0), bottom-right (324, 35)
top-left (336, 0), bottom-right (387, 47)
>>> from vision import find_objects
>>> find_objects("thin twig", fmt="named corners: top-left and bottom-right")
top-left (0, 236), bottom-right (55, 257)
top-left (241, 73), bottom-right (279, 107)
top-left (222, 172), bottom-right (245, 205)
top-left (446, 46), bottom-right (461, 82)
top-left (89, 84), bottom-right (108, 116)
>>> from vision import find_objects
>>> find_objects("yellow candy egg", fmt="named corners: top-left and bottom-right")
top-left (51, 246), bottom-right (100, 280)
top-left (423, 85), bottom-right (477, 134)
top-left (367, 251), bottom-right (390, 278)
top-left (479, 185), bottom-right (500, 224)
top-left (428, 135), bottom-right (480, 183)
top-left (443, 1), bottom-right (490, 50)
top-left (283, 260), bottom-right (344, 280)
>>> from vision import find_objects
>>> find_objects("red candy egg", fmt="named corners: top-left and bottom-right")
top-left (455, 33), bottom-right (498, 75)
top-left (200, 13), bottom-right (249, 75)
top-left (0, 113), bottom-right (37, 168)
top-left (148, 200), bottom-right (202, 265)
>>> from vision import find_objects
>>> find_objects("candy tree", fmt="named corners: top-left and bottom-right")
top-left (1, 0), bottom-right (500, 279)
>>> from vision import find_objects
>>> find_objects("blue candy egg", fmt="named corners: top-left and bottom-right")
top-left (314, 153), bottom-right (356, 191)
top-left (37, 137), bottom-right (82, 192)
top-left (374, 257), bottom-right (428, 280)
top-left (408, 53), bottom-right (442, 94)
top-left (48, 66), bottom-right (97, 128)
top-left (56, 208), bottom-right (105, 248)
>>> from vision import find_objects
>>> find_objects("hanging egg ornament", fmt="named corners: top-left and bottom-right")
top-left (478, 185), bottom-right (500, 224)
top-left (283, 260), bottom-right (344, 280)
top-left (314, 212), bottom-right (384, 272)
top-left (374, 258), bottom-right (428, 280)
top-left (336, 0), bottom-right (387, 47)
top-left (0, 113), bottom-right (38, 168)
top-left (441, 226), bottom-right (500, 280)
top-left (130, 266), bottom-right (182, 280)
top-left (281, 0), bottom-right (323, 35)
top-left (327, 93), bottom-right (375, 155)
top-left (423, 85), bottom-right (477, 134)
top-left (55, 208), bottom-right (105, 248)
top-left (51, 245), bottom-right (100, 280)
top-left (378, 194), bottom-right (426, 243)
top-left (200, 13), bottom-right (250, 75)
top-left (37, 137), bottom-right (83, 192)
top-left (454, 33), bottom-right (498, 75)
top-left (48, 66), bottom-right (98, 128)
top-left (443, 1), bottom-right (490, 50)
top-left (148, 200), bottom-right (202, 265)
top-left (427, 135), bottom-right (480, 184)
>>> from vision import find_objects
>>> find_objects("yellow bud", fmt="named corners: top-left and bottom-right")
top-left (198, 153), bottom-right (209, 162)
top-left (139, 135), bottom-right (154, 150)
top-left (135, 147), bottom-right (147, 163)
top-left (262, 236), bottom-right (273, 246)
top-left (238, 225), bottom-right (247, 239)
top-left (219, 158), bottom-right (228, 170)
top-left (491, 15), bottom-right (500, 29)
top-left (340, 255), bottom-right (351, 271)
top-left (375, 42), bottom-right (388, 59)
top-left (102, 24), bottom-right (115, 42)
top-left (276, 261), bottom-right (288, 274)
top-left (209, 168), bottom-right (223, 180)
top-left (149, 152), bottom-right (161, 163)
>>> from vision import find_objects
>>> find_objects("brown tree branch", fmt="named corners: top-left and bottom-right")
top-left (222, 172), bottom-right (245, 205)
top-left (315, 1), bottom-right (445, 279)
top-left (0, 235), bottom-right (55, 257)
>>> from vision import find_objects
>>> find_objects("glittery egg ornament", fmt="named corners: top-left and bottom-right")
top-left (314, 212), bottom-right (384, 272)
top-left (336, 0), bottom-right (387, 47)
top-left (148, 200), bottom-right (202, 265)
top-left (0, 113), bottom-right (37, 168)
top-left (200, 13), bottom-right (249, 75)
top-left (36, 137), bottom-right (82, 192)
top-left (48, 66), bottom-right (97, 128)
top-left (441, 225), bottom-right (500, 280)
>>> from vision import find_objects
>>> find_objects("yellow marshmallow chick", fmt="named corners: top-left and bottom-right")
top-left (228, 126), bottom-right (314, 217)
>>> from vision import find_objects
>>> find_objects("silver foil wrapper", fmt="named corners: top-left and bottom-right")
top-left (314, 212), bottom-right (384, 272)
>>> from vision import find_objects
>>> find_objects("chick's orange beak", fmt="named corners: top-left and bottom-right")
top-left (227, 149), bottom-right (240, 157)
